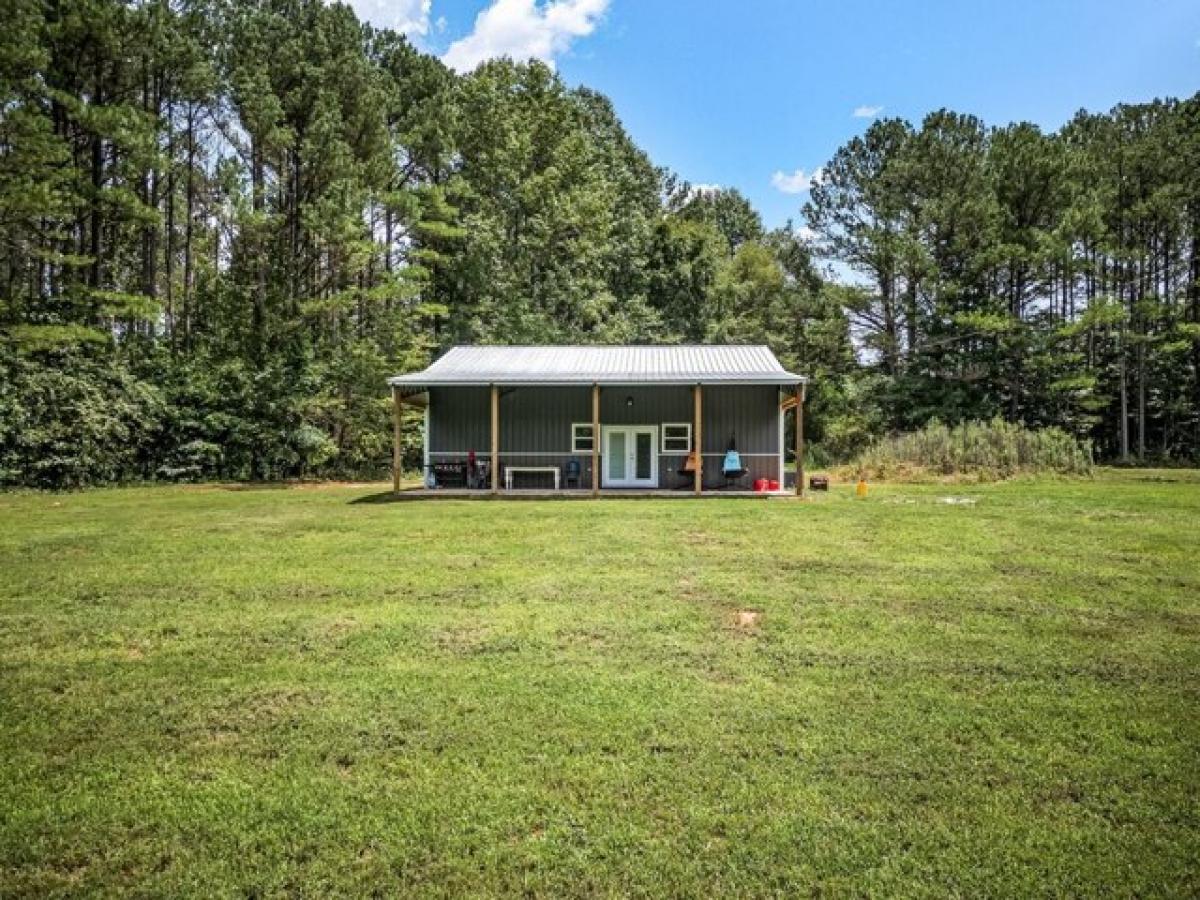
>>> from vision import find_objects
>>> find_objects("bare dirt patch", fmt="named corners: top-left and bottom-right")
top-left (733, 609), bottom-right (762, 630)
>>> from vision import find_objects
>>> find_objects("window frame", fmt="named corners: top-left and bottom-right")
top-left (660, 422), bottom-right (692, 454)
top-left (571, 422), bottom-right (595, 453)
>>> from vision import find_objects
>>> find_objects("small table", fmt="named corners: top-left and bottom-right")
top-left (505, 466), bottom-right (560, 491)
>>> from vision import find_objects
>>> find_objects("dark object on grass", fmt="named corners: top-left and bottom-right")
top-left (809, 474), bottom-right (830, 491)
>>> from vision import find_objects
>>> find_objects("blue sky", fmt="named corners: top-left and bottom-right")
top-left (353, 0), bottom-right (1200, 228)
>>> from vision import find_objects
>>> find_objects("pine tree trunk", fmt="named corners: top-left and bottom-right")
top-left (89, 96), bottom-right (103, 293)
top-left (1190, 225), bottom-right (1200, 454)
top-left (1119, 324), bottom-right (1129, 461)
top-left (183, 104), bottom-right (196, 351)
top-left (251, 140), bottom-right (266, 361)
top-left (1137, 338), bottom-right (1146, 460)
top-left (164, 98), bottom-right (175, 346)
top-left (141, 67), bottom-right (161, 330)
top-left (904, 275), bottom-right (917, 360)
top-left (1136, 252), bottom-right (1146, 461)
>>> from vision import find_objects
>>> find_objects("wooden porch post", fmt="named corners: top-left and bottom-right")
top-left (490, 384), bottom-right (499, 494)
top-left (591, 383), bottom-right (600, 497)
top-left (795, 382), bottom-right (806, 497)
top-left (693, 383), bottom-right (703, 496)
top-left (392, 386), bottom-right (402, 494)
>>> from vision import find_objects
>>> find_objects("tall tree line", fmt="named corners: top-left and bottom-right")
top-left (805, 103), bottom-right (1200, 462)
top-left (0, 0), bottom-right (834, 485)
top-left (0, 0), bottom-right (1195, 487)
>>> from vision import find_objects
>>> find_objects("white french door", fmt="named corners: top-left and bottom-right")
top-left (602, 426), bottom-right (657, 488)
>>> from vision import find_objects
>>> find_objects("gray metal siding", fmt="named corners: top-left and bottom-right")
top-left (599, 385), bottom-right (692, 428)
top-left (701, 386), bottom-right (779, 454)
top-left (428, 387), bottom-right (490, 453)
top-left (428, 384), bottom-right (781, 489)
top-left (500, 387), bottom-right (593, 452)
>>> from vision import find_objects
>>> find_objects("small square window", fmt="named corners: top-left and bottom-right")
top-left (661, 423), bottom-right (691, 453)
top-left (572, 423), bottom-right (594, 452)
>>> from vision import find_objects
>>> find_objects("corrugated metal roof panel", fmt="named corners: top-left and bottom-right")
top-left (388, 345), bottom-right (805, 386)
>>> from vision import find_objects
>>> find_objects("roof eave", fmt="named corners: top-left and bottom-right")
top-left (387, 376), bottom-right (808, 388)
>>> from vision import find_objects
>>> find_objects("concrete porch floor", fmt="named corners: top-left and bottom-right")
top-left (388, 488), bottom-right (800, 500)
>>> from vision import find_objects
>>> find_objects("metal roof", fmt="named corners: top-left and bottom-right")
top-left (388, 345), bottom-right (805, 387)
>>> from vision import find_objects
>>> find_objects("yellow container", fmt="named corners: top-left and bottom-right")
top-left (856, 478), bottom-right (868, 498)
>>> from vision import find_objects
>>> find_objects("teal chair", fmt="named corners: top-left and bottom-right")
top-left (722, 436), bottom-right (749, 488)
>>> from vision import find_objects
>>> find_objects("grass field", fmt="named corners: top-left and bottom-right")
top-left (2, 472), bottom-right (1198, 897)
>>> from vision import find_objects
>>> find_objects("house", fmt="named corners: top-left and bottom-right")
top-left (387, 345), bottom-right (807, 496)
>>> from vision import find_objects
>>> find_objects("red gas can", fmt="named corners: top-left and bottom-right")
top-left (753, 478), bottom-right (768, 492)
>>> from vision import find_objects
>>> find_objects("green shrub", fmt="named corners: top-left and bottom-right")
top-left (853, 418), bottom-right (1093, 481)
top-left (0, 349), bottom-right (166, 488)
top-left (801, 442), bottom-right (834, 470)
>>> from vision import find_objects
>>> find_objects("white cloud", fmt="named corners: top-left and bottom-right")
top-left (442, 0), bottom-right (609, 73)
top-left (346, 0), bottom-right (431, 35)
top-left (770, 167), bottom-right (824, 195)
top-left (853, 104), bottom-right (884, 118)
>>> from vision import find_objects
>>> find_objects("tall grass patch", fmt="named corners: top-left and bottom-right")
top-left (854, 418), bottom-right (1093, 481)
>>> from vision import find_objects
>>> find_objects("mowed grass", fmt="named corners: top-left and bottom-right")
top-left (1, 473), bottom-right (1198, 897)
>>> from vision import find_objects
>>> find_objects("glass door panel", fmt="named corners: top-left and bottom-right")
top-left (608, 430), bottom-right (626, 481)
top-left (635, 431), bottom-right (653, 480)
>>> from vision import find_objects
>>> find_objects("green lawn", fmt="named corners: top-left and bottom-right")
top-left (2, 473), bottom-right (1198, 897)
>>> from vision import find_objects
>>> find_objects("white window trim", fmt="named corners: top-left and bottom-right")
top-left (571, 422), bottom-right (595, 453)
top-left (660, 422), bottom-right (692, 454)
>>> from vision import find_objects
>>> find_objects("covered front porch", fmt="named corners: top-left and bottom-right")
top-left (391, 381), bottom-right (806, 497)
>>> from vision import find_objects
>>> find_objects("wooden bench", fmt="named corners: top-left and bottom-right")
top-left (504, 466), bottom-right (560, 491)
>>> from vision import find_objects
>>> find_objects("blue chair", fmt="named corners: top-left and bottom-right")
top-left (722, 436), bottom-right (749, 489)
